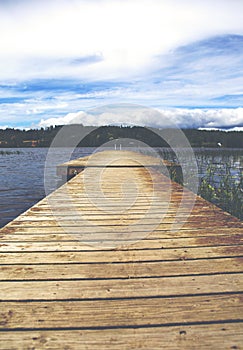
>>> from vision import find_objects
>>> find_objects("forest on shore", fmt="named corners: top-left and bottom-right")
top-left (0, 125), bottom-right (242, 148)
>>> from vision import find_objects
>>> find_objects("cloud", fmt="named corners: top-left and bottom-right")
top-left (226, 126), bottom-right (243, 131)
top-left (38, 107), bottom-right (243, 130)
top-left (0, 1), bottom-right (243, 128)
top-left (0, 0), bottom-right (243, 82)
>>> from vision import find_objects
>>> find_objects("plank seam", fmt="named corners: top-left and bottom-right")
top-left (0, 271), bottom-right (242, 282)
top-left (1, 319), bottom-right (243, 332)
top-left (1, 290), bottom-right (242, 302)
top-left (1, 255), bottom-right (243, 265)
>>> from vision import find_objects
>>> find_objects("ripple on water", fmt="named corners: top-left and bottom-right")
top-left (0, 147), bottom-right (242, 228)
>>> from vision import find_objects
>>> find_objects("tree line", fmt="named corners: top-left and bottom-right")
top-left (0, 125), bottom-right (242, 148)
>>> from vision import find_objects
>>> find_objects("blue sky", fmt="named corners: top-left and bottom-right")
top-left (0, 0), bottom-right (243, 129)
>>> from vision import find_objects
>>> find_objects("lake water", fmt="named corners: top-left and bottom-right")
top-left (0, 147), bottom-right (242, 228)
top-left (0, 147), bottom-right (93, 228)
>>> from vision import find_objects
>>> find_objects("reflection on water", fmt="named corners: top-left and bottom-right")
top-left (0, 147), bottom-right (242, 228)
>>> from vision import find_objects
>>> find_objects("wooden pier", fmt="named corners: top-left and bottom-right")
top-left (56, 150), bottom-right (182, 182)
top-left (0, 150), bottom-right (242, 349)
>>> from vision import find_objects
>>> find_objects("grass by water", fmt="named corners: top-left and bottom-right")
top-left (198, 164), bottom-right (243, 220)
top-left (0, 150), bottom-right (21, 155)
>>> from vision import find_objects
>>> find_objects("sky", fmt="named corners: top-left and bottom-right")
top-left (0, 0), bottom-right (243, 130)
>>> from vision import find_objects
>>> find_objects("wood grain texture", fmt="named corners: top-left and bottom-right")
top-left (0, 294), bottom-right (242, 329)
top-left (0, 257), bottom-right (242, 281)
top-left (0, 150), bottom-right (242, 349)
top-left (0, 323), bottom-right (242, 350)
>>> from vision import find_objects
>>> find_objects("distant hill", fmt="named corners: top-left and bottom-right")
top-left (0, 125), bottom-right (242, 148)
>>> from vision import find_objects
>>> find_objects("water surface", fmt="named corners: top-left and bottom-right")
top-left (0, 147), bottom-right (242, 228)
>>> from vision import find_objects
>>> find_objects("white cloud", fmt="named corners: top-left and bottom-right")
top-left (0, 98), bottom-right (69, 126)
top-left (0, 0), bottom-right (243, 81)
top-left (38, 106), bottom-right (243, 129)
top-left (226, 126), bottom-right (243, 131)
top-left (39, 111), bottom-right (87, 128)
top-left (0, 1), bottom-right (243, 129)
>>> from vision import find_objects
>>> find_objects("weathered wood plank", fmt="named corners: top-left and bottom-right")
top-left (0, 150), bottom-right (242, 349)
top-left (0, 323), bottom-right (242, 350)
top-left (0, 274), bottom-right (242, 301)
top-left (6, 221), bottom-right (242, 231)
top-left (2, 227), bottom-right (242, 239)
top-left (0, 234), bottom-right (242, 251)
top-left (56, 150), bottom-right (179, 176)
top-left (0, 294), bottom-right (242, 329)
top-left (15, 213), bottom-right (238, 224)
top-left (0, 258), bottom-right (242, 280)
top-left (0, 245), bottom-right (242, 264)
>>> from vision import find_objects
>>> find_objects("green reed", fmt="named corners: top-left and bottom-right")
top-left (0, 150), bottom-right (21, 155)
top-left (198, 164), bottom-right (243, 220)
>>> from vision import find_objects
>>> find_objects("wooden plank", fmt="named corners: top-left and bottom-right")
top-left (56, 150), bottom-right (182, 182)
top-left (0, 234), bottom-right (242, 251)
top-left (2, 227), bottom-right (242, 239)
top-left (12, 212), bottom-right (240, 222)
top-left (0, 232), bottom-right (242, 245)
top-left (0, 294), bottom-right (242, 329)
top-left (6, 220), bottom-right (242, 231)
top-left (0, 258), bottom-right (242, 281)
top-left (0, 274), bottom-right (242, 301)
top-left (56, 150), bottom-right (176, 169)
top-left (0, 323), bottom-right (242, 350)
top-left (0, 150), bottom-right (242, 349)
top-left (0, 245), bottom-right (242, 264)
